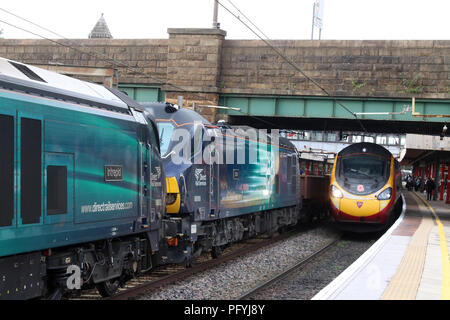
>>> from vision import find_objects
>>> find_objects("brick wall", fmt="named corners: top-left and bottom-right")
top-left (221, 40), bottom-right (450, 99)
top-left (1, 33), bottom-right (449, 115)
top-left (0, 38), bottom-right (168, 85)
top-left (166, 28), bottom-right (225, 92)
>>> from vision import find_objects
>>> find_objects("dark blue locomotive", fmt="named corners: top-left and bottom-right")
top-left (0, 58), bottom-right (165, 299)
top-left (142, 103), bottom-right (302, 265)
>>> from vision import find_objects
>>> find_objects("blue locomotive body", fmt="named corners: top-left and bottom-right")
top-left (142, 103), bottom-right (301, 264)
top-left (0, 58), bottom-right (164, 299)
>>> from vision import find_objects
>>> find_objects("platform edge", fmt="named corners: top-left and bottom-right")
top-left (311, 194), bottom-right (406, 300)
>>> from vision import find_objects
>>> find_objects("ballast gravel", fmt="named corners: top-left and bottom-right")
top-left (139, 223), bottom-right (342, 300)
top-left (247, 233), bottom-right (379, 300)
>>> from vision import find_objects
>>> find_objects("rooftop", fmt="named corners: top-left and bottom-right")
top-left (89, 14), bottom-right (113, 39)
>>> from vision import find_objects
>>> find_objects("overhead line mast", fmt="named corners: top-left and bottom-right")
top-left (213, 0), bottom-right (219, 28)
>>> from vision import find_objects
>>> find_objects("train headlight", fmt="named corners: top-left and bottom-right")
top-left (331, 185), bottom-right (343, 199)
top-left (166, 193), bottom-right (178, 205)
top-left (377, 187), bottom-right (392, 200)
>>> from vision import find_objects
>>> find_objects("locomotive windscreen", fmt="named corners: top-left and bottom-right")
top-left (341, 156), bottom-right (387, 179)
top-left (336, 154), bottom-right (390, 196)
top-left (158, 122), bottom-right (175, 157)
top-left (157, 121), bottom-right (203, 162)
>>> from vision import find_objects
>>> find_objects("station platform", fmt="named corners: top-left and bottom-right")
top-left (313, 191), bottom-right (450, 300)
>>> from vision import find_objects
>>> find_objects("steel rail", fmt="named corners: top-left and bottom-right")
top-left (107, 228), bottom-right (307, 300)
top-left (236, 236), bottom-right (342, 300)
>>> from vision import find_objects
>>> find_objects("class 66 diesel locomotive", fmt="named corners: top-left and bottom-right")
top-left (0, 58), bottom-right (166, 299)
top-left (329, 142), bottom-right (402, 232)
top-left (141, 102), bottom-right (302, 265)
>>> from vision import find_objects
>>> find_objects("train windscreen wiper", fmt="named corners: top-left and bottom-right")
top-left (349, 168), bottom-right (372, 179)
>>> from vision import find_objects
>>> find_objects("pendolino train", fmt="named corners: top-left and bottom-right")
top-left (329, 142), bottom-right (402, 232)
top-left (141, 103), bottom-right (302, 265)
top-left (0, 57), bottom-right (166, 299)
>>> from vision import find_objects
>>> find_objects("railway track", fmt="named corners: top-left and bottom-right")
top-left (69, 225), bottom-right (313, 300)
top-left (236, 236), bottom-right (342, 300)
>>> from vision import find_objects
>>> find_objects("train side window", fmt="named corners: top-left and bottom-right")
top-left (287, 156), bottom-right (292, 179)
top-left (21, 118), bottom-right (42, 225)
top-left (275, 174), bottom-right (280, 194)
top-left (0, 114), bottom-right (14, 227)
top-left (47, 166), bottom-right (67, 215)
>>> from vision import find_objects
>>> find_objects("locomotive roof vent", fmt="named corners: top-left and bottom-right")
top-left (9, 61), bottom-right (46, 83)
top-left (216, 119), bottom-right (231, 129)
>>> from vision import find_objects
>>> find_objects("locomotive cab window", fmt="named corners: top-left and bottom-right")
top-left (148, 122), bottom-right (160, 152)
top-left (157, 122), bottom-right (175, 157)
top-left (192, 126), bottom-right (204, 159)
top-left (47, 165), bottom-right (67, 215)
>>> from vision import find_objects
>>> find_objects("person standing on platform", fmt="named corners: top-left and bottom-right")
top-left (433, 179), bottom-right (439, 201)
top-left (425, 177), bottom-right (435, 201)
top-left (406, 175), bottom-right (413, 191)
top-left (415, 177), bottom-right (421, 191)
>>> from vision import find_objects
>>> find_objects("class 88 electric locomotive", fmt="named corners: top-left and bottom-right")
top-left (329, 142), bottom-right (402, 232)
top-left (141, 102), bottom-right (301, 265)
top-left (0, 58), bottom-right (165, 299)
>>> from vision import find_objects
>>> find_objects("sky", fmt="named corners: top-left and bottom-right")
top-left (0, 0), bottom-right (449, 40)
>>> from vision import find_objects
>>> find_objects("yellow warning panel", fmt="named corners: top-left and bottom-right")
top-left (340, 198), bottom-right (380, 217)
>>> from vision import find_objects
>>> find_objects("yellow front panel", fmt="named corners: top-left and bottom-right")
top-left (166, 176), bottom-right (181, 214)
top-left (340, 198), bottom-right (380, 217)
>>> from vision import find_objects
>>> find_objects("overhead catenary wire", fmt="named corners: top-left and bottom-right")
top-left (0, 6), bottom-right (364, 133)
top-left (0, 8), bottom-right (283, 129)
top-left (225, 0), bottom-right (271, 40)
top-left (216, 0), bottom-right (368, 133)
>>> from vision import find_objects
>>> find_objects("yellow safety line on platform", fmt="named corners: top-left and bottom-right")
top-left (414, 194), bottom-right (450, 300)
top-left (381, 197), bottom-right (433, 300)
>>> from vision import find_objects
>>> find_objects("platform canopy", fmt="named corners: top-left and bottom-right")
top-left (399, 134), bottom-right (450, 166)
